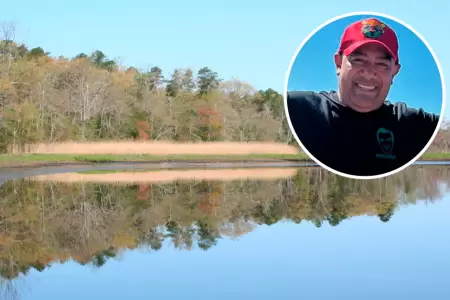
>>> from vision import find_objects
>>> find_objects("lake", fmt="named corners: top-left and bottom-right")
top-left (0, 165), bottom-right (449, 300)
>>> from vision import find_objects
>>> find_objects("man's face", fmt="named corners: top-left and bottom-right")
top-left (334, 43), bottom-right (400, 112)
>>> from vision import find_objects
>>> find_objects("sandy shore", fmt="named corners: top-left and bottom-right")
top-left (17, 141), bottom-right (300, 155)
top-left (28, 168), bottom-right (299, 183)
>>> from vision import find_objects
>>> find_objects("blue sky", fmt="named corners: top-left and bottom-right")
top-left (0, 1), bottom-right (448, 114)
top-left (287, 14), bottom-right (443, 115)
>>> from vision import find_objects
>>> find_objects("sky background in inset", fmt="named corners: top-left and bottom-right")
top-left (287, 15), bottom-right (443, 115)
top-left (0, 0), bottom-right (448, 116)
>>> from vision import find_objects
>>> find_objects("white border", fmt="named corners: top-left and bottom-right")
top-left (283, 11), bottom-right (447, 180)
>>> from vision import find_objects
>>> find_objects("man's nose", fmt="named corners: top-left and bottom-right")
top-left (360, 65), bottom-right (377, 79)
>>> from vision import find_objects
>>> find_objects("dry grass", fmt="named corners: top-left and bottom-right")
top-left (28, 168), bottom-right (299, 183)
top-left (14, 141), bottom-right (300, 155)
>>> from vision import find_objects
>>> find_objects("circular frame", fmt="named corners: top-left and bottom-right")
top-left (283, 11), bottom-right (447, 180)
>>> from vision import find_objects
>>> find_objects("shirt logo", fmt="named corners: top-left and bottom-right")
top-left (376, 127), bottom-right (396, 160)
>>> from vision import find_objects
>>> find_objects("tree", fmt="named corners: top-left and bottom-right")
top-left (27, 47), bottom-right (50, 60)
top-left (0, 20), bottom-right (16, 43)
top-left (89, 50), bottom-right (117, 72)
top-left (197, 67), bottom-right (221, 96)
top-left (73, 52), bottom-right (88, 60)
top-left (148, 66), bottom-right (164, 91)
top-left (165, 68), bottom-right (183, 97)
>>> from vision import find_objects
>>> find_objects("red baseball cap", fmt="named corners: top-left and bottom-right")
top-left (338, 18), bottom-right (399, 63)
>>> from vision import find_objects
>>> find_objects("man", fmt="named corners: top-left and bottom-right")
top-left (286, 18), bottom-right (440, 177)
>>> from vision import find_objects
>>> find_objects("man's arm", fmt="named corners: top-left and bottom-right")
top-left (286, 91), bottom-right (322, 143)
top-left (408, 107), bottom-right (439, 136)
top-left (400, 105), bottom-right (440, 152)
top-left (286, 91), bottom-right (332, 159)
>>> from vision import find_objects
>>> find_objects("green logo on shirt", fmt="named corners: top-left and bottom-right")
top-left (376, 127), bottom-right (396, 160)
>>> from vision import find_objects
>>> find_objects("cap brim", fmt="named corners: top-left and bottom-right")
top-left (342, 40), bottom-right (397, 61)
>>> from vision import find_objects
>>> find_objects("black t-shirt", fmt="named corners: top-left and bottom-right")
top-left (287, 90), bottom-right (439, 176)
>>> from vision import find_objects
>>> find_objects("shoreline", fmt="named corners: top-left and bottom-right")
top-left (0, 154), bottom-right (309, 169)
top-left (0, 153), bottom-right (449, 168)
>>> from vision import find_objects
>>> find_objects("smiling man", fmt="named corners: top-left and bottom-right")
top-left (286, 18), bottom-right (440, 177)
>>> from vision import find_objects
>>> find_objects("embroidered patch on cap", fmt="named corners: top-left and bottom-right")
top-left (361, 19), bottom-right (386, 39)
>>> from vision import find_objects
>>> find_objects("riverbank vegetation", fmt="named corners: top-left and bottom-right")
top-left (0, 32), bottom-right (293, 152)
top-left (0, 153), bottom-right (307, 166)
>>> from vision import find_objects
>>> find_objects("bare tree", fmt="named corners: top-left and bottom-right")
top-left (0, 21), bottom-right (16, 43)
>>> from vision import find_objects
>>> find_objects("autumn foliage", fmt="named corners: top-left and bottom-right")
top-left (135, 121), bottom-right (151, 140)
top-left (0, 35), bottom-right (294, 153)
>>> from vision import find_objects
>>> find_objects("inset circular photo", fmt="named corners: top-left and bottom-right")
top-left (284, 12), bottom-right (445, 179)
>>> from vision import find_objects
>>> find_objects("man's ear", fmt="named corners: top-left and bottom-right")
top-left (334, 53), bottom-right (342, 75)
top-left (393, 63), bottom-right (401, 77)
top-left (391, 63), bottom-right (401, 85)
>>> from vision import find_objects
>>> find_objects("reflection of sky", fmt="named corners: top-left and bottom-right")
top-left (12, 195), bottom-right (449, 300)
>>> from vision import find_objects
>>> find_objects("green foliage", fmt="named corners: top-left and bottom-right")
top-left (27, 47), bottom-right (49, 60)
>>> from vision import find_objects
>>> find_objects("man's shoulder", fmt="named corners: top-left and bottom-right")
top-left (287, 90), bottom-right (336, 109)
top-left (287, 90), bottom-right (333, 100)
top-left (385, 100), bottom-right (440, 124)
top-left (287, 90), bottom-right (317, 99)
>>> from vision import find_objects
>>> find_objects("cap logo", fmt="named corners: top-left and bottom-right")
top-left (361, 19), bottom-right (386, 39)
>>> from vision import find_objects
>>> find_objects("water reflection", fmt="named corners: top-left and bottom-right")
top-left (0, 166), bottom-right (449, 299)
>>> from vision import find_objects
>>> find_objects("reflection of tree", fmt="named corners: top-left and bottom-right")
top-left (166, 221), bottom-right (195, 250)
top-left (0, 279), bottom-right (20, 300)
top-left (91, 248), bottom-right (117, 268)
top-left (196, 219), bottom-right (221, 250)
top-left (135, 220), bottom-right (164, 251)
top-left (0, 165), bottom-right (449, 279)
top-left (324, 177), bottom-right (352, 226)
top-left (378, 203), bottom-right (395, 222)
top-left (378, 209), bottom-right (394, 222)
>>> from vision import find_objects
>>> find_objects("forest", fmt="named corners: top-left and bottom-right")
top-left (1, 21), bottom-right (448, 154)
top-left (0, 29), bottom-right (292, 153)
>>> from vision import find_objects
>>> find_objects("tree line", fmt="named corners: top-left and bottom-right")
top-left (0, 23), bottom-right (293, 153)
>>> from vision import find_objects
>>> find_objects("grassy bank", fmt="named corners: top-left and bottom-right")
top-left (420, 152), bottom-right (450, 160)
top-left (1, 152), bottom-right (449, 168)
top-left (0, 153), bottom-right (310, 167)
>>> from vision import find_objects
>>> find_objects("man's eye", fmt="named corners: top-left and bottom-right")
top-left (377, 62), bottom-right (389, 67)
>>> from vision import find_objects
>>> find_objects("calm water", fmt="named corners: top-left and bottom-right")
top-left (0, 166), bottom-right (449, 300)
